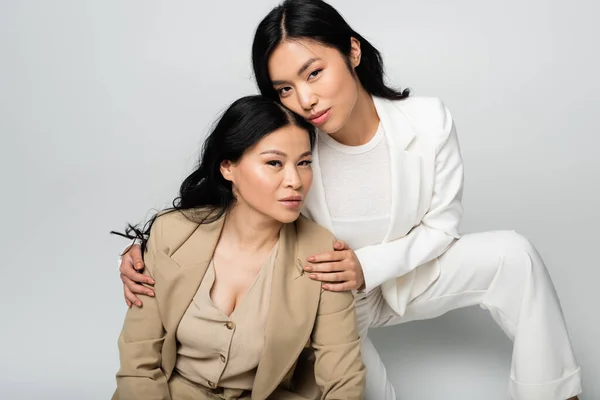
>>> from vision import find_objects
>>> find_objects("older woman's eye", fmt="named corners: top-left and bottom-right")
top-left (308, 69), bottom-right (322, 79)
top-left (298, 160), bottom-right (313, 167)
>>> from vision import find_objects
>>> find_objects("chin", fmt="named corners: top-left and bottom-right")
top-left (318, 118), bottom-right (344, 135)
top-left (275, 211), bottom-right (302, 224)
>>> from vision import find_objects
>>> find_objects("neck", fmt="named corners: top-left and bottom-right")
top-left (329, 87), bottom-right (380, 146)
top-left (221, 203), bottom-right (282, 252)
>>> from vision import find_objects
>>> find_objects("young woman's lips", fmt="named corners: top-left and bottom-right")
top-left (308, 108), bottom-right (331, 125)
top-left (279, 196), bottom-right (303, 209)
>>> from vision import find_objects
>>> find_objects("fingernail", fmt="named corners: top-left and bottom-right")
top-left (307, 256), bottom-right (315, 262)
top-left (135, 301), bottom-right (142, 307)
top-left (304, 266), bottom-right (312, 271)
top-left (148, 292), bottom-right (155, 297)
top-left (309, 274), bottom-right (317, 279)
top-left (322, 284), bottom-right (329, 290)
top-left (148, 279), bottom-right (155, 285)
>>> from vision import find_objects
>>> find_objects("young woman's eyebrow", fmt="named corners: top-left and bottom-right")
top-left (297, 58), bottom-right (320, 75)
top-left (271, 58), bottom-right (321, 86)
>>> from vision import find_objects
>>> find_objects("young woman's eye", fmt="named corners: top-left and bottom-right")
top-left (298, 160), bottom-right (313, 167)
top-left (308, 69), bottom-right (322, 79)
top-left (277, 87), bottom-right (291, 96)
top-left (267, 160), bottom-right (282, 167)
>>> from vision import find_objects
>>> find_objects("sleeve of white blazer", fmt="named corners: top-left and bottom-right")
top-left (357, 100), bottom-right (464, 292)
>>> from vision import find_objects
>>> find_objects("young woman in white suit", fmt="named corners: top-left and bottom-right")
top-left (117, 0), bottom-right (582, 399)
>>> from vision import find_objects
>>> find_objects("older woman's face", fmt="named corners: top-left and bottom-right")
top-left (221, 124), bottom-right (313, 224)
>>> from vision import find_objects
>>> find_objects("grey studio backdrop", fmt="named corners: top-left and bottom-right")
top-left (0, 0), bottom-right (598, 399)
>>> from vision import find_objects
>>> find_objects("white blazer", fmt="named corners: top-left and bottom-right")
top-left (302, 96), bottom-right (464, 317)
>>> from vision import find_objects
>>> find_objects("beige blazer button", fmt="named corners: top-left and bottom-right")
top-left (225, 321), bottom-right (235, 330)
top-left (220, 354), bottom-right (226, 363)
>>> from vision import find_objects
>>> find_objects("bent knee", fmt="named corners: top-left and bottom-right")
top-left (486, 230), bottom-right (537, 257)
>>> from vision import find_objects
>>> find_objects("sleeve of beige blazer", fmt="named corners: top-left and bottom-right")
top-left (114, 218), bottom-right (171, 400)
top-left (311, 261), bottom-right (366, 399)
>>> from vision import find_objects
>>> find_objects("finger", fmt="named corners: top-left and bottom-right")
top-left (120, 258), bottom-right (155, 285)
top-left (122, 274), bottom-right (155, 297)
top-left (305, 261), bottom-right (349, 273)
top-left (334, 240), bottom-right (350, 250)
top-left (308, 271), bottom-right (349, 283)
top-left (124, 284), bottom-right (143, 307)
top-left (322, 282), bottom-right (352, 292)
top-left (307, 250), bottom-right (347, 263)
top-left (128, 244), bottom-right (145, 271)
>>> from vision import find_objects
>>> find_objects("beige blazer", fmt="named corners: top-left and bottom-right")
top-left (113, 210), bottom-right (365, 400)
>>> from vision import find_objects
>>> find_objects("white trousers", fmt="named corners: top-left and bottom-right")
top-left (356, 231), bottom-right (582, 400)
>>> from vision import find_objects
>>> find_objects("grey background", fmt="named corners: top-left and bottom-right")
top-left (1, 0), bottom-right (598, 399)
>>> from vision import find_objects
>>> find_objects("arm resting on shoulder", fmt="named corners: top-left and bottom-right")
top-left (114, 219), bottom-right (171, 400)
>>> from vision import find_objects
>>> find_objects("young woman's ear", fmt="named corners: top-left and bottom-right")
top-left (220, 160), bottom-right (235, 182)
top-left (349, 37), bottom-right (362, 68)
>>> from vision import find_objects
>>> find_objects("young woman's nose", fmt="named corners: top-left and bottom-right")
top-left (297, 84), bottom-right (318, 112)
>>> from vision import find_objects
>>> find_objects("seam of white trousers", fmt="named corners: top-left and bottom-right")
top-left (412, 289), bottom-right (486, 303)
top-left (480, 299), bottom-right (518, 331)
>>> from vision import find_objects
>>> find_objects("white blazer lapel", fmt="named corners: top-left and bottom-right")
top-left (372, 97), bottom-right (422, 243)
top-left (304, 97), bottom-right (424, 241)
top-left (301, 139), bottom-right (334, 233)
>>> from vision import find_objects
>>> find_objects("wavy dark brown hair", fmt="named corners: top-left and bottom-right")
top-left (111, 95), bottom-right (315, 253)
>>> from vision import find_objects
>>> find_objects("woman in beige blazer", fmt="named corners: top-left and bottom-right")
top-left (112, 95), bottom-right (365, 399)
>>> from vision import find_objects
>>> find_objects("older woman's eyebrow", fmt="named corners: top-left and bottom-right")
top-left (259, 150), bottom-right (312, 158)
top-left (260, 150), bottom-right (287, 156)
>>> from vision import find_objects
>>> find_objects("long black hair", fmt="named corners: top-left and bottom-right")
top-left (252, 0), bottom-right (410, 102)
top-left (111, 95), bottom-right (315, 254)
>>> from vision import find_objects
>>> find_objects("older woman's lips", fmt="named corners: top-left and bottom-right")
top-left (279, 196), bottom-right (303, 209)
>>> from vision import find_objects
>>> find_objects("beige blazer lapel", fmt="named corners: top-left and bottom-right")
top-left (252, 222), bottom-right (321, 400)
top-left (155, 215), bottom-right (225, 377)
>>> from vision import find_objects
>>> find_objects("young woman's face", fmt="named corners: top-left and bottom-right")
top-left (268, 39), bottom-right (361, 135)
top-left (221, 124), bottom-right (313, 224)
